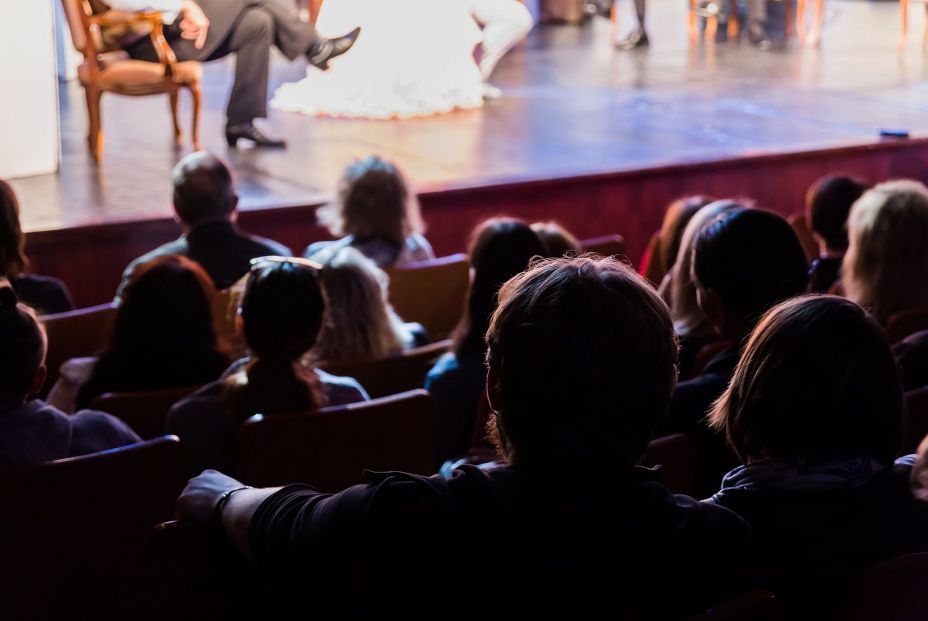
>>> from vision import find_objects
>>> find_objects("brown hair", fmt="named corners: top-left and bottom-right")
top-left (651, 195), bottom-right (714, 284)
top-left (531, 221), bottom-right (582, 258)
top-left (0, 288), bottom-right (45, 407)
top-left (486, 256), bottom-right (678, 469)
top-left (709, 295), bottom-right (903, 465)
top-left (0, 180), bottom-right (29, 277)
top-left (318, 156), bottom-right (423, 247)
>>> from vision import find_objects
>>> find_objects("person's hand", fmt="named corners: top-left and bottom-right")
top-left (179, 0), bottom-right (210, 50)
top-left (175, 469), bottom-right (244, 524)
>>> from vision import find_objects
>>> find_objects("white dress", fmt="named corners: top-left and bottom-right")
top-left (271, 0), bottom-right (485, 119)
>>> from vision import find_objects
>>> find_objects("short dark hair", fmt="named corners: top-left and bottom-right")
top-left (0, 180), bottom-right (28, 277)
top-left (0, 288), bottom-right (45, 405)
top-left (693, 208), bottom-right (809, 325)
top-left (806, 174), bottom-right (869, 251)
top-left (486, 257), bottom-right (679, 469)
top-left (171, 152), bottom-right (237, 226)
top-left (710, 295), bottom-right (903, 464)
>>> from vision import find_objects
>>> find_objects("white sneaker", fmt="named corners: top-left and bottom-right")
top-left (481, 83), bottom-right (503, 100)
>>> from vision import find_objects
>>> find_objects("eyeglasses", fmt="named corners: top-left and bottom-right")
top-left (249, 255), bottom-right (323, 271)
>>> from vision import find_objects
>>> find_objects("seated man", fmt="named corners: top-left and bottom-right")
top-left (0, 287), bottom-right (139, 466)
top-left (657, 208), bottom-right (809, 495)
top-left (176, 256), bottom-right (752, 618)
top-left (97, 0), bottom-right (360, 146)
top-left (116, 151), bottom-right (291, 299)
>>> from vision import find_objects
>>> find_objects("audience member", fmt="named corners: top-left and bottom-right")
top-left (304, 156), bottom-right (434, 268)
top-left (425, 217), bottom-right (546, 462)
top-left (805, 174), bottom-right (868, 293)
top-left (643, 195), bottom-right (713, 286)
top-left (0, 287), bottom-right (138, 466)
top-left (531, 220), bottom-right (581, 257)
top-left (117, 152), bottom-right (291, 299)
top-left (48, 256), bottom-right (230, 413)
top-left (311, 246), bottom-right (427, 362)
top-left (842, 179), bottom-right (928, 325)
top-left (167, 257), bottom-right (368, 474)
top-left (893, 328), bottom-right (928, 391)
top-left (709, 295), bottom-right (928, 619)
top-left (0, 180), bottom-right (73, 315)
top-left (658, 199), bottom-right (744, 376)
top-left (175, 257), bottom-right (752, 618)
top-left (658, 207), bottom-right (809, 495)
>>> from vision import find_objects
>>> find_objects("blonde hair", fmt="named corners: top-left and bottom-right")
top-left (316, 156), bottom-right (424, 247)
top-left (311, 246), bottom-right (415, 362)
top-left (661, 199), bottom-right (747, 336)
top-left (842, 179), bottom-right (928, 324)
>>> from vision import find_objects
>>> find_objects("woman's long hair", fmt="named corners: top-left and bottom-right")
top-left (453, 218), bottom-right (546, 357)
top-left (76, 255), bottom-right (229, 409)
top-left (312, 246), bottom-right (414, 362)
top-left (0, 180), bottom-right (29, 277)
top-left (223, 259), bottom-right (326, 425)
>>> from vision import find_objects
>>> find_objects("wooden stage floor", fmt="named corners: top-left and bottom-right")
top-left (12, 0), bottom-right (928, 234)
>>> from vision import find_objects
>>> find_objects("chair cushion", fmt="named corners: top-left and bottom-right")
top-left (78, 59), bottom-right (201, 94)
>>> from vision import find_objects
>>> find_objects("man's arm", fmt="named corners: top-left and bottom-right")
top-left (103, 0), bottom-right (209, 47)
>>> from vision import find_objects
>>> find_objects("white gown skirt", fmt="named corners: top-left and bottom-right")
top-left (271, 0), bottom-right (485, 119)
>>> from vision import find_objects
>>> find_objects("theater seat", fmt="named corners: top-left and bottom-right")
top-left (579, 233), bottom-right (626, 258)
top-left (0, 436), bottom-right (187, 619)
top-left (641, 433), bottom-right (698, 497)
top-left (885, 308), bottom-right (928, 345)
top-left (236, 389), bottom-right (436, 491)
top-left (841, 553), bottom-right (928, 621)
top-left (89, 385), bottom-right (202, 439)
top-left (385, 254), bottom-right (470, 340)
top-left (41, 303), bottom-right (117, 398)
top-left (318, 339), bottom-right (452, 398)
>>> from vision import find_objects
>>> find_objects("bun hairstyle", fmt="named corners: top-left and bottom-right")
top-left (0, 286), bottom-right (46, 405)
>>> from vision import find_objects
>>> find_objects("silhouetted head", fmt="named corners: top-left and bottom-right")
top-left (692, 208), bottom-right (809, 339)
top-left (454, 217), bottom-right (546, 355)
top-left (0, 180), bottom-right (28, 277)
top-left (655, 195), bottom-right (715, 281)
top-left (0, 288), bottom-right (45, 408)
top-left (486, 257), bottom-right (678, 470)
top-left (319, 156), bottom-right (423, 246)
top-left (171, 152), bottom-right (239, 228)
top-left (710, 295), bottom-right (902, 465)
top-left (806, 174), bottom-right (868, 253)
top-left (531, 221), bottom-right (582, 258)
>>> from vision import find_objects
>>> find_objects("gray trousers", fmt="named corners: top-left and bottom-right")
top-left (128, 0), bottom-right (318, 124)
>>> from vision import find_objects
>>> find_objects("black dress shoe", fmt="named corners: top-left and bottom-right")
top-left (617, 28), bottom-right (649, 50)
top-left (225, 122), bottom-right (287, 149)
top-left (307, 27), bottom-right (361, 71)
top-left (748, 21), bottom-right (772, 50)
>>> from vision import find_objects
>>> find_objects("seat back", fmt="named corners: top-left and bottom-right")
top-left (641, 433), bottom-right (698, 496)
top-left (318, 339), bottom-right (452, 399)
top-left (385, 254), bottom-right (470, 339)
top-left (903, 386), bottom-right (928, 454)
top-left (579, 234), bottom-right (626, 258)
top-left (688, 590), bottom-right (781, 621)
top-left (89, 385), bottom-right (201, 439)
top-left (41, 303), bottom-right (117, 398)
top-left (688, 339), bottom-right (735, 380)
top-left (236, 389), bottom-right (436, 491)
top-left (840, 553), bottom-right (928, 621)
top-left (0, 436), bottom-right (187, 619)
top-left (885, 308), bottom-right (928, 345)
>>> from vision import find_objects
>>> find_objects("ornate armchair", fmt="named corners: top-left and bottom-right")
top-left (60, 0), bottom-right (203, 163)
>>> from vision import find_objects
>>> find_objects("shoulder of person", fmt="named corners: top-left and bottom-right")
top-left (316, 369), bottom-right (371, 404)
top-left (70, 408), bottom-right (141, 446)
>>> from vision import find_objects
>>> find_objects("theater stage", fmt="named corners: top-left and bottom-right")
top-left (12, 0), bottom-right (928, 307)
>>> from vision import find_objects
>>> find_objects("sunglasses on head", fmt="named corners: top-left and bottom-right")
top-left (249, 255), bottom-right (323, 271)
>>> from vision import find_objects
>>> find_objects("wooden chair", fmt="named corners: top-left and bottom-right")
top-left (641, 433), bottom-right (698, 497)
top-left (688, 590), bottom-right (782, 621)
top-left (841, 553), bottom-right (928, 621)
top-left (385, 254), bottom-right (470, 340)
top-left (899, 0), bottom-right (928, 50)
top-left (0, 436), bottom-right (187, 620)
top-left (885, 308), bottom-right (928, 345)
top-left (318, 339), bottom-right (452, 399)
top-left (89, 385), bottom-right (201, 439)
top-left (579, 234), bottom-right (626, 258)
top-left (787, 211), bottom-right (819, 262)
top-left (60, 0), bottom-right (203, 162)
top-left (236, 389), bottom-right (436, 491)
top-left (40, 302), bottom-right (117, 398)
top-left (903, 386), bottom-right (928, 454)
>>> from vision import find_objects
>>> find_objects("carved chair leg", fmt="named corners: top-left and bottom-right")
top-left (170, 89), bottom-right (183, 144)
top-left (900, 0), bottom-right (909, 50)
top-left (688, 0), bottom-right (698, 40)
top-left (85, 85), bottom-right (103, 163)
top-left (189, 82), bottom-right (203, 151)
